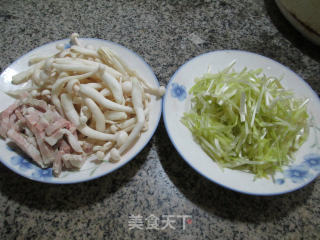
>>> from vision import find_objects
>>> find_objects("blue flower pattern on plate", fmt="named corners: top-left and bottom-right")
top-left (283, 165), bottom-right (313, 184)
top-left (10, 155), bottom-right (52, 180)
top-left (302, 154), bottom-right (320, 171)
top-left (171, 83), bottom-right (187, 101)
top-left (32, 168), bottom-right (53, 179)
top-left (10, 156), bottom-right (34, 171)
top-left (275, 153), bottom-right (320, 185)
top-left (64, 42), bottom-right (71, 49)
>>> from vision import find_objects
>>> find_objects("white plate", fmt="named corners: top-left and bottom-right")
top-left (275, 0), bottom-right (320, 46)
top-left (163, 50), bottom-right (320, 196)
top-left (0, 38), bottom-right (162, 184)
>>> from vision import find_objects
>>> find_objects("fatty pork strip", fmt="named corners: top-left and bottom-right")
top-left (0, 96), bottom-right (91, 176)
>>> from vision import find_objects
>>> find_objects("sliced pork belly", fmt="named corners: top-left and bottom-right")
top-left (7, 128), bottom-right (44, 168)
top-left (0, 102), bottom-right (20, 138)
top-left (0, 96), bottom-right (92, 177)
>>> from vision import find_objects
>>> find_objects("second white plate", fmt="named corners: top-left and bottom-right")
top-left (163, 50), bottom-right (320, 195)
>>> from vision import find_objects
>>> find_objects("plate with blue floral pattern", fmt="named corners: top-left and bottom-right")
top-left (0, 38), bottom-right (162, 184)
top-left (163, 50), bottom-right (320, 195)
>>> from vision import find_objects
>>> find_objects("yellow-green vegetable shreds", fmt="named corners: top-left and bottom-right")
top-left (181, 64), bottom-right (309, 178)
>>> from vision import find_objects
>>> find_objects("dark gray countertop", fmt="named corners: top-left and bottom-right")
top-left (1, 0), bottom-right (320, 239)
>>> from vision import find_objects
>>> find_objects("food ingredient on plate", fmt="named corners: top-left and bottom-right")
top-left (181, 63), bottom-right (309, 178)
top-left (0, 96), bottom-right (92, 176)
top-left (0, 33), bottom-right (165, 176)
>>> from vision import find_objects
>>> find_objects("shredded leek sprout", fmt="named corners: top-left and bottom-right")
top-left (181, 64), bottom-right (309, 178)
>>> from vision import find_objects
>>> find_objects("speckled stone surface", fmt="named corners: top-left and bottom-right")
top-left (1, 0), bottom-right (320, 239)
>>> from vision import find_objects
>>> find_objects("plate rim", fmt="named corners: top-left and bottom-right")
top-left (162, 49), bottom-right (320, 196)
top-left (0, 38), bottom-right (162, 184)
top-left (275, 0), bottom-right (320, 46)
